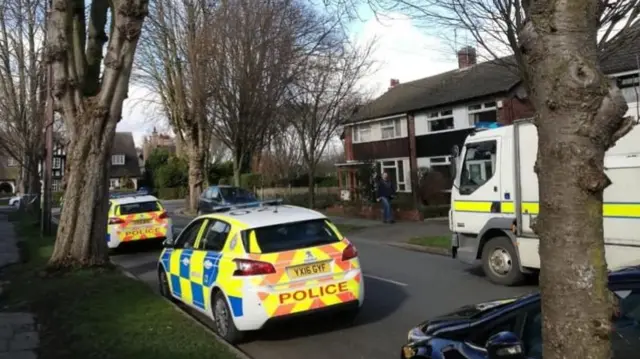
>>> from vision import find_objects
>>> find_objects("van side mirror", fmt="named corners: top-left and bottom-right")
top-left (486, 332), bottom-right (526, 359)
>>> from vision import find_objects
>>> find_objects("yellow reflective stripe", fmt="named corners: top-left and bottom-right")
top-left (325, 220), bottom-right (344, 240)
top-left (454, 201), bottom-right (640, 218)
top-left (249, 230), bottom-right (262, 253)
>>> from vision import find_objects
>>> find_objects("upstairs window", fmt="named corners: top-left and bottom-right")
top-left (468, 101), bottom-right (498, 125)
top-left (353, 124), bottom-right (371, 143)
top-left (381, 119), bottom-right (402, 139)
top-left (427, 109), bottom-right (454, 133)
top-left (112, 154), bottom-right (125, 166)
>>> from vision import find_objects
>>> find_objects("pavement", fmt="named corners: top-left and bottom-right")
top-left (102, 200), bottom-right (537, 359)
top-left (0, 214), bottom-right (40, 359)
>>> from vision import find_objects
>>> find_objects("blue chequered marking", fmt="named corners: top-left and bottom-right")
top-left (203, 252), bottom-right (222, 287)
top-left (228, 296), bottom-right (243, 317)
top-left (170, 274), bottom-right (182, 298)
top-left (160, 249), bottom-right (172, 272)
top-left (106, 233), bottom-right (110, 242)
top-left (191, 282), bottom-right (205, 309)
top-left (179, 249), bottom-right (193, 279)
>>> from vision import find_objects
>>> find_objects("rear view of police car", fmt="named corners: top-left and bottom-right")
top-left (107, 194), bottom-right (173, 249)
top-left (157, 203), bottom-right (363, 343)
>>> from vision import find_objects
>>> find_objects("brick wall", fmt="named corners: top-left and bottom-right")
top-left (498, 96), bottom-right (535, 124)
top-left (344, 127), bottom-right (354, 161)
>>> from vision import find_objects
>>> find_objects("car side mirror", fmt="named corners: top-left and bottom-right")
top-left (162, 238), bottom-right (175, 248)
top-left (486, 332), bottom-right (526, 359)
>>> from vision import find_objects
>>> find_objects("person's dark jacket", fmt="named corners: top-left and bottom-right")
top-left (377, 179), bottom-right (396, 199)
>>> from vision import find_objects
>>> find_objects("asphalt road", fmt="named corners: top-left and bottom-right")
top-left (109, 200), bottom-right (537, 359)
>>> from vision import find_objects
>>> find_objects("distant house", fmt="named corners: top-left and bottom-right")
top-left (142, 127), bottom-right (182, 164)
top-left (44, 132), bottom-right (142, 192)
top-left (337, 34), bottom-right (640, 196)
top-left (0, 154), bottom-right (19, 194)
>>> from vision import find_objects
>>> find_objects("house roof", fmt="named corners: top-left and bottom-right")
top-left (349, 28), bottom-right (640, 124)
top-left (111, 132), bottom-right (142, 179)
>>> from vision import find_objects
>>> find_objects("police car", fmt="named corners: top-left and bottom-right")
top-left (107, 194), bottom-right (173, 249)
top-left (157, 201), bottom-right (364, 343)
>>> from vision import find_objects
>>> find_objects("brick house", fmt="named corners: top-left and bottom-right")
top-left (338, 40), bottom-right (640, 198)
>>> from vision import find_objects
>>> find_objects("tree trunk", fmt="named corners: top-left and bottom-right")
top-left (49, 118), bottom-right (116, 268)
top-left (187, 146), bottom-right (205, 212)
top-left (519, 1), bottom-right (633, 358)
top-left (307, 167), bottom-right (316, 208)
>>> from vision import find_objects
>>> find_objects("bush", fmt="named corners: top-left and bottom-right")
top-left (157, 187), bottom-right (188, 200)
top-left (155, 156), bottom-right (188, 188)
top-left (208, 161), bottom-right (234, 186)
top-left (53, 192), bottom-right (64, 206)
top-left (241, 173), bottom-right (262, 189)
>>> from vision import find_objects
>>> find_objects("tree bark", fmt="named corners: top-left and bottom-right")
top-left (187, 146), bottom-right (205, 212)
top-left (50, 116), bottom-right (116, 267)
top-left (307, 166), bottom-right (316, 208)
top-left (519, 1), bottom-right (634, 358)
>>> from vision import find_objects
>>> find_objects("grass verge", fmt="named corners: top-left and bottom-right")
top-left (407, 235), bottom-right (450, 249)
top-left (1, 213), bottom-right (238, 359)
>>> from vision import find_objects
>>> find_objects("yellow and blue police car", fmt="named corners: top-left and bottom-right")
top-left (157, 201), bottom-right (364, 343)
top-left (107, 194), bottom-right (174, 249)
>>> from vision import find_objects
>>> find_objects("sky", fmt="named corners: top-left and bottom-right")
top-left (116, 5), bottom-right (463, 147)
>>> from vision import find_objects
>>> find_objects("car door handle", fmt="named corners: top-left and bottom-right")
top-left (493, 186), bottom-right (498, 192)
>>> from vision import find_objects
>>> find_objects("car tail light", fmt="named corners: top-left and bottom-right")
top-left (342, 242), bottom-right (358, 261)
top-left (108, 217), bottom-right (124, 225)
top-left (158, 211), bottom-right (168, 219)
top-left (232, 259), bottom-right (276, 276)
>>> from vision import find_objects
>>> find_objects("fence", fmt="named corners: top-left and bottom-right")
top-left (255, 186), bottom-right (339, 199)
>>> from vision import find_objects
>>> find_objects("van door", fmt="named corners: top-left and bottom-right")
top-left (452, 136), bottom-right (502, 235)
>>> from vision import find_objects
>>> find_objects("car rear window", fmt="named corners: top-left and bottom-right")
top-left (118, 201), bottom-right (162, 215)
top-left (243, 219), bottom-right (341, 253)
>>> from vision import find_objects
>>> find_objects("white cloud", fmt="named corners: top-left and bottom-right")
top-left (117, 85), bottom-right (168, 147)
top-left (350, 12), bottom-right (459, 97)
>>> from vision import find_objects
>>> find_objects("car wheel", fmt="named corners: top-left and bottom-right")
top-left (481, 236), bottom-right (525, 286)
top-left (212, 291), bottom-right (243, 344)
top-left (158, 268), bottom-right (176, 302)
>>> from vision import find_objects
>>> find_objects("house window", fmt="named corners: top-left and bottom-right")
top-left (427, 109), bottom-right (454, 133)
top-left (354, 124), bottom-right (371, 142)
top-left (381, 119), bottom-right (402, 139)
top-left (109, 178), bottom-right (119, 189)
top-left (425, 156), bottom-right (453, 188)
top-left (53, 157), bottom-right (61, 169)
top-left (7, 157), bottom-right (17, 167)
top-left (112, 154), bottom-right (125, 166)
top-left (617, 74), bottom-right (640, 104)
top-left (52, 179), bottom-right (61, 192)
top-left (380, 159), bottom-right (408, 192)
top-left (468, 101), bottom-right (498, 125)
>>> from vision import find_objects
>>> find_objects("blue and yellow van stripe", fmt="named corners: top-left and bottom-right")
top-left (453, 200), bottom-right (640, 219)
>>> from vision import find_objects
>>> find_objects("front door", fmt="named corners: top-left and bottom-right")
top-left (451, 137), bottom-right (502, 235)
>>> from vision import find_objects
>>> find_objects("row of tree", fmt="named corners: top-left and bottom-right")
top-left (135, 0), bottom-right (373, 211)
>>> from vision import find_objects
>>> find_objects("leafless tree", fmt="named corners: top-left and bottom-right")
top-left (205, 0), bottom-right (339, 186)
top-left (260, 125), bottom-right (303, 186)
top-left (325, 0), bottom-right (640, 358)
top-left (136, 0), bottom-right (211, 212)
top-left (47, 0), bottom-right (149, 268)
top-left (0, 0), bottom-right (46, 196)
top-left (284, 39), bottom-right (374, 207)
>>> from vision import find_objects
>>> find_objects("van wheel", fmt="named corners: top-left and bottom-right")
top-left (481, 236), bottom-right (525, 286)
top-left (212, 291), bottom-right (243, 344)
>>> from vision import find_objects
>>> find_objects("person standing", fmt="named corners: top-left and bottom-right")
top-left (376, 172), bottom-right (396, 223)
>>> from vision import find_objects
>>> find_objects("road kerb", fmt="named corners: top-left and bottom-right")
top-left (110, 262), bottom-right (254, 359)
top-left (387, 242), bottom-right (451, 256)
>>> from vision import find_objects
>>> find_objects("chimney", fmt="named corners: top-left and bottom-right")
top-left (457, 46), bottom-right (477, 69)
top-left (389, 78), bottom-right (400, 90)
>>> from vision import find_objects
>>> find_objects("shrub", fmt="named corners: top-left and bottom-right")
top-left (241, 173), bottom-right (262, 189)
top-left (157, 187), bottom-right (188, 200)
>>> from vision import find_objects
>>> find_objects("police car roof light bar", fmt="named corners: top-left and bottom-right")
top-left (210, 199), bottom-right (284, 213)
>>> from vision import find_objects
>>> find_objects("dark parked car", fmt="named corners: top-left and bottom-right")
top-left (401, 266), bottom-right (640, 359)
top-left (197, 185), bottom-right (259, 214)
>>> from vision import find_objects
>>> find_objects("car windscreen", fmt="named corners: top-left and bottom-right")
top-left (118, 201), bottom-right (161, 215)
top-left (243, 219), bottom-right (341, 253)
top-left (220, 187), bottom-right (257, 203)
